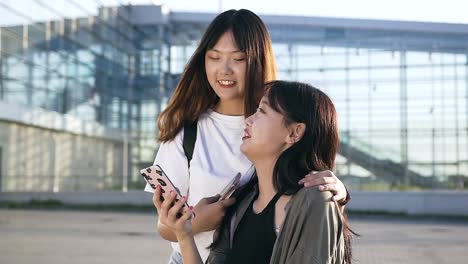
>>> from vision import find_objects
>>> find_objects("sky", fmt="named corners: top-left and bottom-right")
top-left (1, 0), bottom-right (467, 26)
top-left (134, 0), bottom-right (468, 24)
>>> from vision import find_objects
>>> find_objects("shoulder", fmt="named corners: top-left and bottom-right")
top-left (198, 110), bottom-right (211, 121)
top-left (195, 109), bottom-right (215, 127)
top-left (288, 187), bottom-right (336, 215)
top-left (295, 187), bottom-right (334, 205)
top-left (154, 128), bottom-right (185, 165)
top-left (158, 128), bottom-right (184, 149)
top-left (283, 188), bottom-right (341, 241)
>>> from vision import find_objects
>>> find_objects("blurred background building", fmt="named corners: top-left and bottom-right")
top-left (0, 1), bottom-right (467, 193)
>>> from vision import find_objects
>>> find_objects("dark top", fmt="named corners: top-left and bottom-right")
top-left (225, 192), bottom-right (283, 264)
top-left (206, 185), bottom-right (345, 264)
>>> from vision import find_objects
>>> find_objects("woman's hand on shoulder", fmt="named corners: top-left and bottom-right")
top-left (298, 170), bottom-right (349, 204)
top-left (153, 185), bottom-right (194, 241)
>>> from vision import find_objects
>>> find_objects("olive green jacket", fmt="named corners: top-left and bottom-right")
top-left (206, 186), bottom-right (345, 264)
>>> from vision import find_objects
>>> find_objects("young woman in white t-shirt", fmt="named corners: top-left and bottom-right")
top-left (146, 9), bottom-right (350, 263)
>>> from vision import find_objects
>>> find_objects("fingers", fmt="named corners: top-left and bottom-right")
top-left (301, 175), bottom-right (336, 188)
top-left (318, 183), bottom-right (337, 192)
top-left (298, 171), bottom-right (317, 185)
top-left (331, 192), bottom-right (346, 203)
top-left (168, 193), bottom-right (187, 221)
top-left (154, 185), bottom-right (196, 234)
top-left (203, 194), bottom-right (221, 204)
top-left (319, 184), bottom-right (346, 204)
top-left (298, 170), bottom-right (335, 185)
top-left (160, 189), bottom-right (177, 219)
top-left (152, 185), bottom-right (163, 211)
top-left (178, 206), bottom-right (194, 223)
top-left (220, 197), bottom-right (236, 208)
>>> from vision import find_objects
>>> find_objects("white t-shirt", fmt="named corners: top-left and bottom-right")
top-left (145, 109), bottom-right (254, 261)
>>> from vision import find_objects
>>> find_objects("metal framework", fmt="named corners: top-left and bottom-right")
top-left (1, 3), bottom-right (467, 191)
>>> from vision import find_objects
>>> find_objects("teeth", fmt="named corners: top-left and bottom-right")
top-left (219, 80), bottom-right (235, 85)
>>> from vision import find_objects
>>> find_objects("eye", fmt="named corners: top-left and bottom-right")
top-left (256, 107), bottom-right (265, 113)
top-left (234, 57), bottom-right (246, 61)
top-left (207, 56), bottom-right (220, 60)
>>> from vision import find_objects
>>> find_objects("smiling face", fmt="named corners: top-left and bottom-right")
top-left (240, 96), bottom-right (294, 161)
top-left (205, 30), bottom-right (247, 114)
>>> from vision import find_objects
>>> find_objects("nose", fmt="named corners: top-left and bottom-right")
top-left (245, 114), bottom-right (254, 126)
top-left (220, 58), bottom-right (234, 75)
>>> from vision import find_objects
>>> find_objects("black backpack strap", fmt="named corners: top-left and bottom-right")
top-left (183, 120), bottom-right (198, 166)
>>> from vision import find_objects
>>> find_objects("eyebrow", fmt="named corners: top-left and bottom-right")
top-left (208, 49), bottom-right (245, 54)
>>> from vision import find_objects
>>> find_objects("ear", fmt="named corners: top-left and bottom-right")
top-left (286, 123), bottom-right (306, 144)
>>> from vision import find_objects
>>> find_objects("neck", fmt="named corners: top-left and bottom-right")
top-left (252, 156), bottom-right (279, 205)
top-left (214, 99), bottom-right (244, 115)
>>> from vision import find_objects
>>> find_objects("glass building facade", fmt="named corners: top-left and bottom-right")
top-left (0, 2), bottom-right (467, 191)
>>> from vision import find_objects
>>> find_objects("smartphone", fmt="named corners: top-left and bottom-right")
top-left (140, 165), bottom-right (191, 217)
top-left (218, 173), bottom-right (241, 201)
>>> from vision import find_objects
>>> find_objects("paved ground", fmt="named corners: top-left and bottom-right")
top-left (1, 209), bottom-right (467, 264)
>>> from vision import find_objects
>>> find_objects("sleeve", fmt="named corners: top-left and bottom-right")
top-left (143, 129), bottom-right (190, 197)
top-left (286, 190), bottom-right (342, 264)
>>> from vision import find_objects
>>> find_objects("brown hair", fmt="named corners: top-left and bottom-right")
top-left (158, 9), bottom-right (276, 142)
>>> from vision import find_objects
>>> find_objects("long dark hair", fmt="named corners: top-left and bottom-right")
top-left (265, 81), bottom-right (339, 195)
top-left (158, 9), bottom-right (276, 142)
top-left (211, 81), bottom-right (355, 263)
top-left (265, 80), bottom-right (355, 264)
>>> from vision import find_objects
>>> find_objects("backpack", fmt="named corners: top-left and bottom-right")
top-left (183, 120), bottom-right (198, 166)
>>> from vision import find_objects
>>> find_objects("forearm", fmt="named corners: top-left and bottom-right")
top-left (190, 215), bottom-right (213, 234)
top-left (177, 234), bottom-right (203, 264)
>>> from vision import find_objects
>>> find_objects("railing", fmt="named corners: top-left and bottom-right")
top-left (339, 131), bottom-right (435, 188)
top-left (340, 132), bottom-right (402, 162)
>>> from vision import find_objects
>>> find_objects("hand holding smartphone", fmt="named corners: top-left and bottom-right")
top-left (140, 165), bottom-right (191, 217)
top-left (218, 173), bottom-right (241, 201)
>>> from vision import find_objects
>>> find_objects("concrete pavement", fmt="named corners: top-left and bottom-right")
top-left (1, 209), bottom-right (467, 264)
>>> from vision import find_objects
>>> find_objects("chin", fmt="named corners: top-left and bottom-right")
top-left (240, 142), bottom-right (247, 154)
top-left (214, 90), bottom-right (242, 100)
top-left (241, 146), bottom-right (261, 164)
top-left (240, 143), bottom-right (253, 158)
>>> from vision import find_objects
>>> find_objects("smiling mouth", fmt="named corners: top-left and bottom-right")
top-left (218, 80), bottom-right (236, 87)
top-left (242, 129), bottom-right (251, 140)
